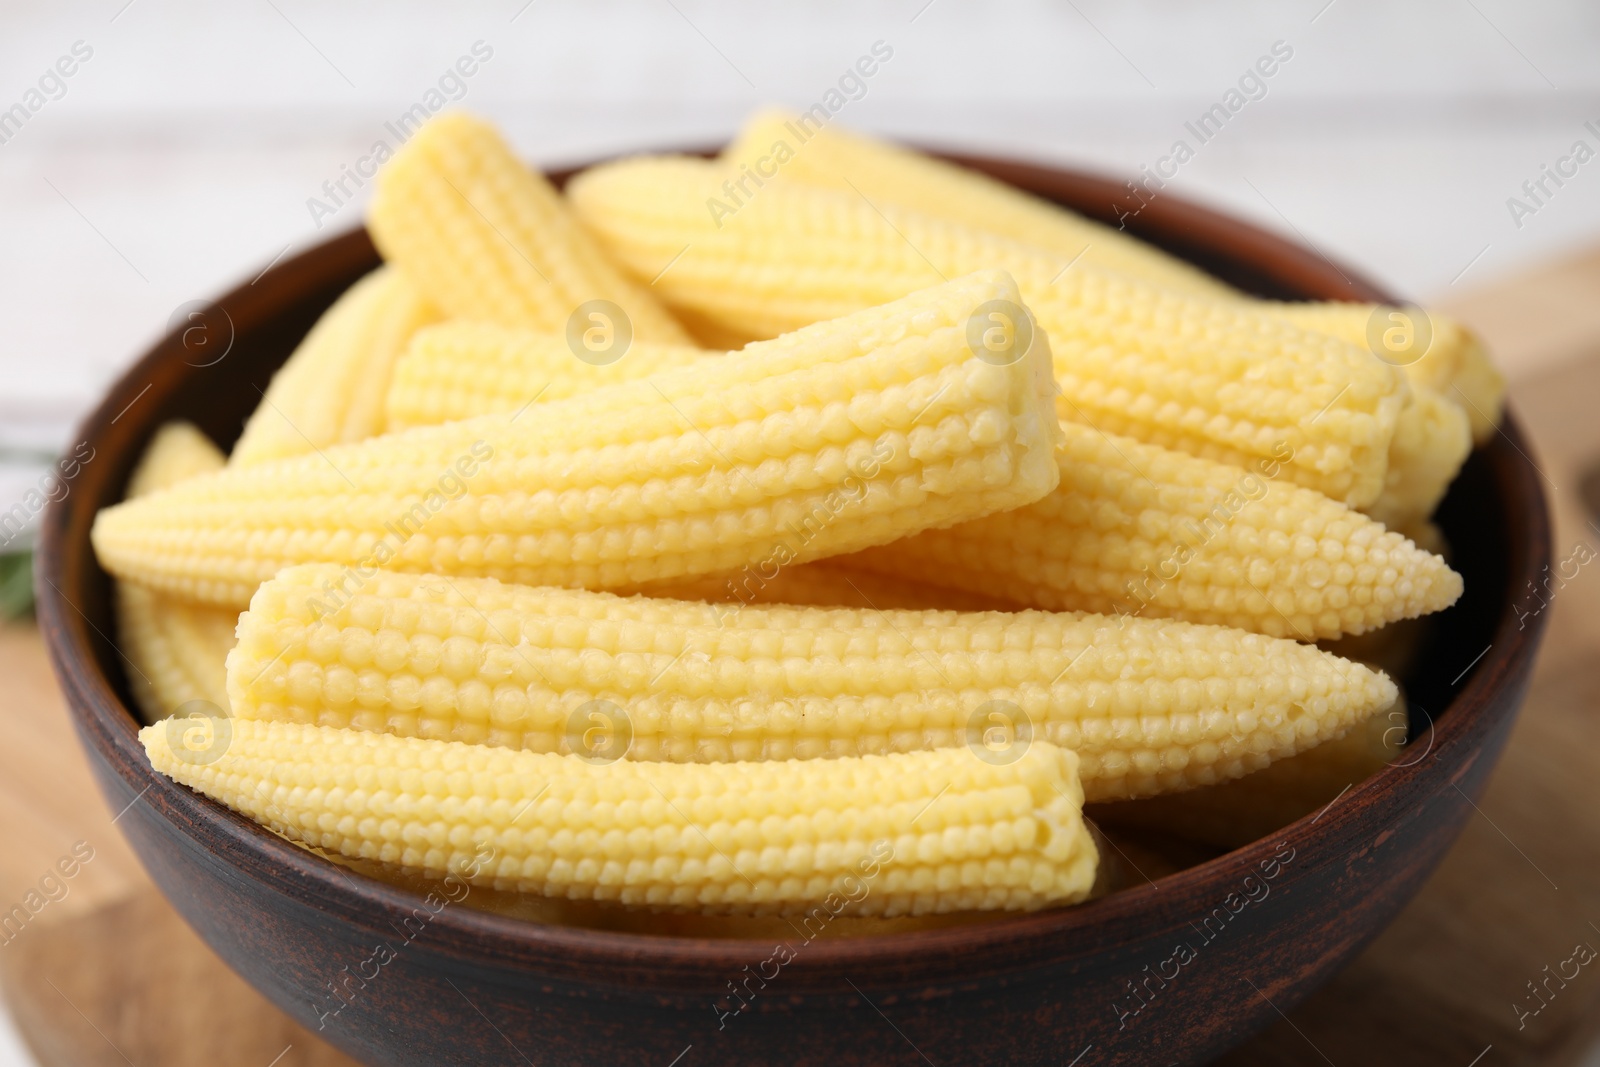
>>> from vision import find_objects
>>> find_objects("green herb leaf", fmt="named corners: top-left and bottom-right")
top-left (0, 552), bottom-right (35, 620)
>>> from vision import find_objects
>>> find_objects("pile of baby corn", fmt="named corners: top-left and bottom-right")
top-left (95, 109), bottom-right (1498, 921)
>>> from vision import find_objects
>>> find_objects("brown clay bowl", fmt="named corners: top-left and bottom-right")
top-left (36, 151), bottom-right (1551, 1066)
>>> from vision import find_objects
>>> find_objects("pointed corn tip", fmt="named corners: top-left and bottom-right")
top-left (1391, 530), bottom-right (1465, 619)
top-left (1426, 557), bottom-right (1466, 612)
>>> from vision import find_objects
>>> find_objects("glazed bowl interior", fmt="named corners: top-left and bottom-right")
top-left (37, 151), bottom-right (1546, 975)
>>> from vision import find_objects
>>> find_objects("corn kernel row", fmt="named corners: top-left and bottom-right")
top-left (227, 565), bottom-right (1399, 800)
top-left (143, 718), bottom-right (1099, 915)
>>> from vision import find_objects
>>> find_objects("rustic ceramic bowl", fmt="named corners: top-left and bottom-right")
top-left (37, 153), bottom-right (1550, 1067)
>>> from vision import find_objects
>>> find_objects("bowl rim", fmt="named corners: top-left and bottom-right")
top-left (35, 147), bottom-right (1552, 988)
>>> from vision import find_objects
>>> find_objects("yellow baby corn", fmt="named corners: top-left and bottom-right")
top-left (568, 156), bottom-right (1406, 507)
top-left (1091, 698), bottom-right (1405, 849)
top-left (142, 718), bottom-right (1099, 915)
top-left (226, 565), bottom-right (1397, 801)
top-left (1260, 302), bottom-right (1472, 524)
top-left (1450, 335), bottom-right (1508, 445)
top-left (118, 584), bottom-right (237, 723)
top-left (721, 108), bottom-right (1234, 299)
top-left (1270, 301), bottom-right (1505, 444)
top-left (385, 322), bottom-right (711, 431)
top-left (368, 111), bottom-right (690, 344)
top-left (724, 113), bottom-right (1505, 448)
top-left (114, 423), bottom-right (237, 723)
top-left (125, 421), bottom-right (227, 497)
top-left (231, 267), bottom-right (439, 466)
top-left (718, 113), bottom-right (1497, 517)
top-left (847, 420), bottom-right (1462, 641)
top-left (1365, 387), bottom-right (1472, 528)
top-left (92, 272), bottom-right (1063, 608)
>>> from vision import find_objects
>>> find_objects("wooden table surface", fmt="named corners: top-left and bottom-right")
top-left (3, 250), bottom-right (1599, 1066)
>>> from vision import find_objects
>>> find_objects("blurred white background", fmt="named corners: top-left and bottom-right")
top-left (1, 3), bottom-right (1599, 1064)
top-left (3, 1), bottom-right (1600, 457)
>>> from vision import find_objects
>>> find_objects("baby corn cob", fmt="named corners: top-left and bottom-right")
top-left (1260, 303), bottom-right (1472, 521)
top-left (143, 718), bottom-right (1099, 915)
top-left (1270, 302), bottom-right (1505, 444)
top-left (569, 156), bottom-right (1406, 507)
top-left (1450, 335), bottom-right (1508, 445)
top-left (114, 423), bottom-right (237, 723)
top-left (125, 421), bottom-right (226, 497)
top-left (93, 272), bottom-right (1063, 607)
top-left (719, 113), bottom-right (1496, 516)
top-left (385, 322), bottom-right (711, 431)
top-left (846, 420), bottom-right (1462, 641)
top-left (368, 111), bottom-right (690, 344)
top-left (231, 267), bottom-right (439, 466)
top-left (118, 584), bottom-right (236, 723)
top-left (1365, 387), bottom-right (1472, 528)
top-left (1090, 698), bottom-right (1405, 849)
top-left (725, 113), bottom-right (1506, 448)
top-left (226, 565), bottom-right (1398, 800)
top-left (722, 108), bottom-right (1234, 299)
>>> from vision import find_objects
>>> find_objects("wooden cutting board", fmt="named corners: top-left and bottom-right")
top-left (4, 257), bottom-right (1600, 1066)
